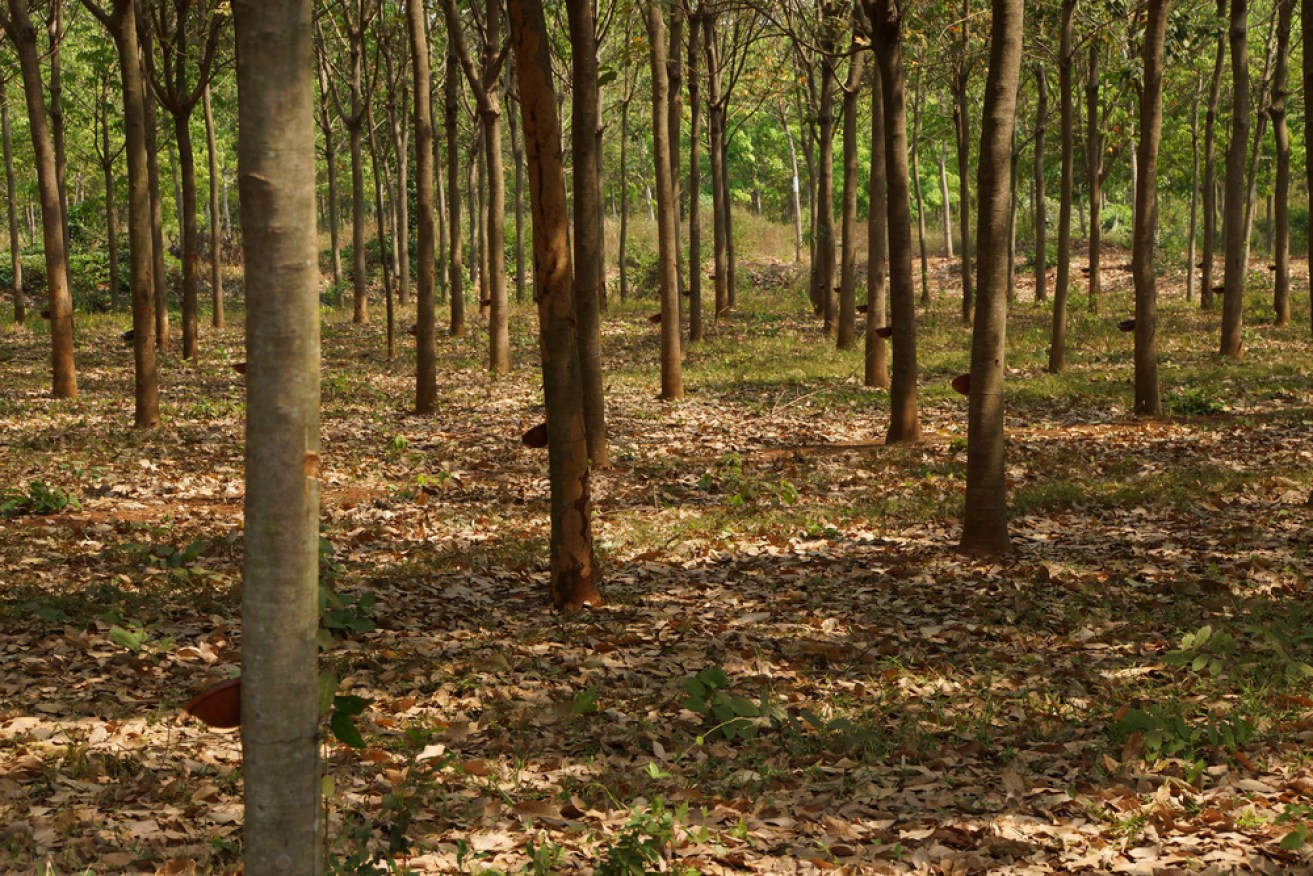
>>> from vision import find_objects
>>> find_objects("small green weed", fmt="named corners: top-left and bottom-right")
top-left (0, 479), bottom-right (79, 517)
top-left (682, 666), bottom-right (761, 741)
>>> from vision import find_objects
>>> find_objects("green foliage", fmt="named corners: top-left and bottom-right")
top-left (682, 666), bottom-right (761, 741)
top-left (1164, 624), bottom-right (1237, 677)
top-left (1113, 704), bottom-right (1254, 765)
top-left (318, 538), bottom-right (376, 645)
top-left (1277, 805), bottom-right (1313, 850)
top-left (0, 479), bottom-right (79, 517)
top-left (595, 797), bottom-right (697, 876)
top-left (697, 453), bottom-right (799, 509)
top-left (1167, 388), bottom-right (1226, 416)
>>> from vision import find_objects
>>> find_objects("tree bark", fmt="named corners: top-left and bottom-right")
top-left (2, 0), bottom-right (76, 397)
top-left (704, 14), bottom-right (729, 319)
top-left (408, 0), bottom-right (437, 413)
top-left (960, 0), bottom-right (1023, 556)
top-left (443, 0), bottom-right (511, 374)
top-left (98, 86), bottom-right (121, 312)
top-left (83, 0), bottom-right (159, 428)
top-left (1220, 0), bottom-right (1248, 358)
top-left (952, 0), bottom-right (973, 323)
top-left (837, 50), bottom-right (863, 350)
top-left (910, 69), bottom-right (929, 305)
top-left (445, 46), bottom-right (464, 335)
top-left (233, 1), bottom-right (323, 871)
top-left (1304, 0), bottom-right (1313, 333)
top-left (1202, 24), bottom-right (1224, 311)
top-left (203, 84), bottom-right (223, 328)
top-left (1086, 42), bottom-right (1102, 314)
top-left (316, 56), bottom-right (342, 297)
top-left (507, 85), bottom-right (526, 303)
top-left (865, 55), bottom-right (889, 389)
top-left (667, 0), bottom-right (685, 312)
top-left (1269, 0), bottom-right (1293, 326)
top-left (688, 17), bottom-right (704, 340)
top-left (780, 100), bottom-right (804, 265)
top-left (146, 81), bottom-right (169, 350)
top-left (566, 0), bottom-right (609, 468)
top-left (507, 0), bottom-right (601, 611)
top-left (1, 82), bottom-right (21, 323)
top-left (1033, 64), bottom-right (1047, 303)
top-left (867, 0), bottom-right (920, 444)
top-left (1186, 74), bottom-right (1200, 304)
top-left (938, 146), bottom-right (953, 258)
top-left (814, 30), bottom-right (838, 336)
top-left (1133, 0), bottom-right (1168, 417)
top-left (647, 1), bottom-right (684, 400)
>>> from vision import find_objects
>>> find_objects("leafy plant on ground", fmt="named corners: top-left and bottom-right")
top-left (682, 665), bottom-right (762, 741)
top-left (1113, 704), bottom-right (1255, 767)
top-left (1164, 624), bottom-right (1237, 677)
top-left (595, 797), bottom-right (698, 876)
top-left (0, 479), bottom-right (79, 517)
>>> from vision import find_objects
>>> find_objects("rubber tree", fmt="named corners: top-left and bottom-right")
top-left (202, 84), bottom-right (223, 327)
top-left (950, 0), bottom-right (974, 323)
top-left (1200, 9), bottom-right (1224, 311)
top-left (1219, 0), bottom-right (1248, 358)
top-left (1304, 0), bottom-right (1313, 333)
top-left (836, 44), bottom-right (864, 350)
top-left (960, 0), bottom-right (1023, 556)
top-left (443, 0), bottom-right (512, 375)
top-left (648, 0), bottom-right (684, 400)
top-left (407, 0), bottom-right (437, 414)
top-left (1269, 0), bottom-right (1293, 326)
top-left (233, 0), bottom-right (322, 870)
top-left (318, 0), bottom-right (379, 324)
top-left (0, 79), bottom-right (21, 323)
top-left (0, 0), bottom-right (77, 398)
top-left (507, 0), bottom-right (603, 611)
top-left (865, 55), bottom-right (889, 389)
top-left (81, 0), bottom-right (160, 428)
top-left (1132, 0), bottom-right (1169, 417)
top-left (566, 0), bottom-right (609, 468)
top-left (1047, 0), bottom-right (1075, 373)
top-left (864, 0), bottom-right (921, 443)
top-left (142, 0), bottom-right (225, 362)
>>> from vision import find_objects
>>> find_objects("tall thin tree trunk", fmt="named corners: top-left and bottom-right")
top-left (952, 0), bottom-right (973, 323)
top-left (146, 88), bottom-right (169, 350)
top-left (390, 80), bottom-right (411, 307)
top-left (868, 0), bottom-right (920, 443)
top-left (1133, 0), bottom-right (1168, 417)
top-left (1186, 74), bottom-right (1200, 304)
top-left (176, 113), bottom-right (201, 360)
top-left (1202, 24), bottom-right (1224, 311)
top-left (866, 56), bottom-right (889, 388)
top-left (85, 0), bottom-right (158, 428)
top-left (667, 1), bottom-right (685, 310)
top-left (507, 0), bottom-right (601, 611)
top-left (100, 103), bottom-right (121, 312)
top-left (232, 2), bottom-right (322, 869)
top-left (566, 0), bottom-right (609, 467)
top-left (445, 46), bottom-right (464, 335)
top-left (960, 0), bottom-right (1023, 556)
top-left (1303, 0), bottom-right (1313, 333)
top-left (507, 89), bottom-right (526, 303)
top-left (814, 35), bottom-right (838, 336)
top-left (939, 146), bottom-right (953, 258)
top-left (1086, 42), bottom-right (1102, 313)
top-left (367, 103), bottom-right (395, 359)
top-left (317, 58), bottom-right (342, 297)
top-left (1033, 64), bottom-right (1047, 302)
top-left (203, 85), bottom-right (223, 327)
top-left (688, 18), bottom-right (704, 339)
top-left (408, 0), bottom-right (437, 413)
top-left (1270, 0), bottom-right (1293, 326)
top-left (3, 0), bottom-right (76, 396)
top-left (837, 51), bottom-right (863, 350)
top-left (910, 69), bottom-right (929, 305)
top-left (618, 88), bottom-right (631, 302)
top-left (1, 83), bottom-right (21, 323)
top-left (1220, 0), bottom-right (1249, 358)
top-left (647, 0), bottom-right (683, 399)
top-left (48, 1), bottom-right (70, 271)
top-left (704, 15), bottom-right (728, 319)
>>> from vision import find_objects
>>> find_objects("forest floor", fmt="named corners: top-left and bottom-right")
top-left (2, 252), bottom-right (1313, 874)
